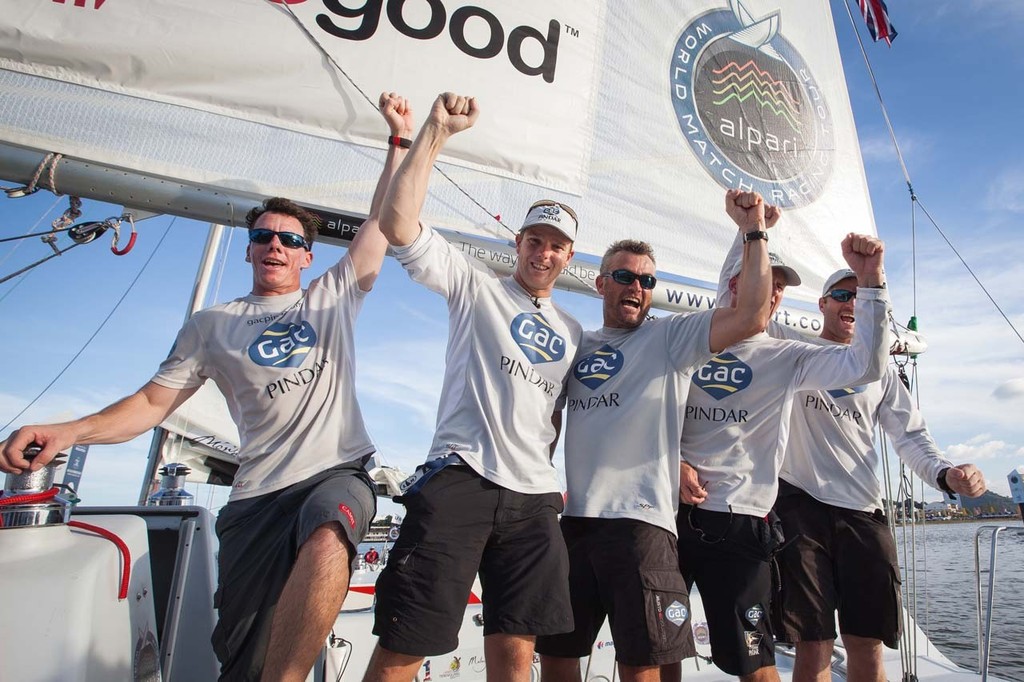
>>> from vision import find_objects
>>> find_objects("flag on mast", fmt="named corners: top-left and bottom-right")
top-left (858, 0), bottom-right (898, 46)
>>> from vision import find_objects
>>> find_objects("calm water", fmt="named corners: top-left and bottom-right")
top-left (896, 519), bottom-right (1024, 681)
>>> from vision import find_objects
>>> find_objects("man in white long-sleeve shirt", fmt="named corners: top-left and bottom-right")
top-left (678, 229), bottom-right (891, 682)
top-left (769, 268), bottom-right (986, 682)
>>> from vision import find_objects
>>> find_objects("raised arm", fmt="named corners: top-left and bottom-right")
top-left (380, 92), bottom-right (480, 247)
top-left (349, 91), bottom-right (415, 290)
top-left (707, 190), bottom-right (772, 352)
top-left (0, 381), bottom-right (197, 473)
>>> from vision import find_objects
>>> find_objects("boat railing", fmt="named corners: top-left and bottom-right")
top-left (973, 524), bottom-right (1024, 682)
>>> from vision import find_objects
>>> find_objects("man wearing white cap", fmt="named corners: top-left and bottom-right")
top-left (364, 92), bottom-right (582, 682)
top-left (678, 226), bottom-right (893, 682)
top-left (767, 268), bottom-right (986, 682)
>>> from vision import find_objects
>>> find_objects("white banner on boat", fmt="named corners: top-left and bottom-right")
top-left (0, 0), bottom-right (604, 194)
top-left (0, 0), bottom-right (875, 302)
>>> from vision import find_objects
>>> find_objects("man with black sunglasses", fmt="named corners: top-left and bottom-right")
top-left (1, 92), bottom-right (415, 682)
top-left (767, 269), bottom-right (986, 682)
top-left (677, 227), bottom-right (893, 682)
top-left (536, 189), bottom-right (774, 682)
top-left (363, 92), bottom-right (584, 682)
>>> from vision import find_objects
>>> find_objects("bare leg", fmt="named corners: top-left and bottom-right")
top-left (659, 661), bottom-right (681, 682)
top-left (739, 665), bottom-right (782, 682)
top-left (260, 522), bottom-right (351, 682)
top-left (619, 662), bottom-right (670, 682)
top-left (842, 634), bottom-right (885, 682)
top-left (484, 633), bottom-right (536, 682)
top-left (793, 640), bottom-right (833, 682)
top-left (361, 645), bottom-right (425, 682)
top-left (540, 654), bottom-right (581, 682)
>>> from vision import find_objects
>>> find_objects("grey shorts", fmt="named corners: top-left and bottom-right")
top-left (373, 465), bottom-right (572, 657)
top-left (211, 460), bottom-right (376, 681)
top-left (772, 481), bottom-right (902, 648)
top-left (535, 517), bottom-right (695, 667)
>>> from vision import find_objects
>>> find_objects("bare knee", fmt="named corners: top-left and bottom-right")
top-left (485, 634), bottom-right (536, 680)
top-left (540, 654), bottom-right (580, 682)
top-left (362, 644), bottom-right (424, 682)
top-left (302, 521), bottom-right (351, 564)
top-left (739, 665), bottom-right (781, 682)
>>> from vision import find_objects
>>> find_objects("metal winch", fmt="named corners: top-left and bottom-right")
top-left (0, 446), bottom-right (72, 528)
top-left (147, 462), bottom-right (194, 506)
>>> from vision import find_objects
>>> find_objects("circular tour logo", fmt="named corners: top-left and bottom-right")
top-left (669, 2), bottom-right (834, 208)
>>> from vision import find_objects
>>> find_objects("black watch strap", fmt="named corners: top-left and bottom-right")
top-left (937, 467), bottom-right (955, 494)
top-left (742, 230), bottom-right (769, 243)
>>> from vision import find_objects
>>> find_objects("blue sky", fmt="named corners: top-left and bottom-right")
top-left (1, 0), bottom-right (1022, 511)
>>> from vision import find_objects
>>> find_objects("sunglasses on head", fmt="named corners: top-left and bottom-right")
top-left (825, 289), bottom-right (856, 303)
top-left (604, 269), bottom-right (657, 290)
top-left (248, 228), bottom-right (310, 250)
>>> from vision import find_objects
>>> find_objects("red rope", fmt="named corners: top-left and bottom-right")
top-left (68, 521), bottom-right (132, 601)
top-left (0, 487), bottom-right (60, 528)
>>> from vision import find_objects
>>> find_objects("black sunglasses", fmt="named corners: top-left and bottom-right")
top-left (604, 269), bottom-right (657, 290)
top-left (248, 228), bottom-right (310, 250)
top-left (825, 288), bottom-right (856, 303)
top-left (687, 504), bottom-right (733, 545)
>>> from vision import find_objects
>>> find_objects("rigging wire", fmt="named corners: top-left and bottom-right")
top-left (273, 4), bottom-right (597, 296)
top-left (842, 0), bottom-right (1023, 348)
top-left (0, 195), bottom-right (65, 305)
top-left (0, 216), bottom-right (177, 434)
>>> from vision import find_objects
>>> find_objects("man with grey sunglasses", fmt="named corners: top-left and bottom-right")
top-left (537, 189), bottom-right (773, 682)
top-left (767, 269), bottom-right (986, 682)
top-left (0, 92), bottom-right (414, 682)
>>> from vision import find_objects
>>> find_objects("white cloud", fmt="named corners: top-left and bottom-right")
top-left (944, 436), bottom-right (1022, 462)
top-left (993, 378), bottom-right (1024, 400)
top-left (985, 168), bottom-right (1024, 214)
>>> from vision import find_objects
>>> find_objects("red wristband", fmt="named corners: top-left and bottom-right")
top-left (387, 136), bottom-right (412, 149)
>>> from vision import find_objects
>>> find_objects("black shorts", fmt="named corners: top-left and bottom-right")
top-left (771, 481), bottom-right (902, 648)
top-left (211, 460), bottom-right (376, 682)
top-left (373, 466), bottom-right (571, 657)
top-left (535, 517), bottom-right (695, 666)
top-left (676, 505), bottom-right (783, 677)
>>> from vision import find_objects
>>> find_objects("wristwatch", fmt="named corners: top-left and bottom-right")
top-left (742, 230), bottom-right (769, 243)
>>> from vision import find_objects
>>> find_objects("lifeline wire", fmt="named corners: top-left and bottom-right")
top-left (0, 217), bottom-right (176, 433)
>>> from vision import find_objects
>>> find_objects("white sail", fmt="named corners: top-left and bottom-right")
top-left (0, 0), bottom-right (874, 311)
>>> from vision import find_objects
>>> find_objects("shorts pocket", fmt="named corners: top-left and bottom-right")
top-left (640, 567), bottom-right (692, 655)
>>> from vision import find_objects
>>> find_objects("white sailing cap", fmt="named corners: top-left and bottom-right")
top-left (520, 200), bottom-right (578, 242)
top-left (730, 251), bottom-right (802, 286)
top-left (822, 268), bottom-right (857, 295)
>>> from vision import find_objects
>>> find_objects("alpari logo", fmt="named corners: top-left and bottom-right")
top-left (248, 321), bottom-right (317, 368)
top-left (573, 344), bottom-right (624, 389)
top-left (314, 0), bottom-right (561, 83)
top-left (511, 312), bottom-right (566, 364)
top-left (693, 353), bottom-right (752, 400)
top-left (826, 385), bottom-right (867, 399)
top-left (669, 0), bottom-right (834, 207)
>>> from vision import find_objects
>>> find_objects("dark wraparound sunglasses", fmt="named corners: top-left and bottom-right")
top-left (687, 504), bottom-right (733, 544)
top-left (825, 289), bottom-right (856, 303)
top-left (248, 228), bottom-right (310, 251)
top-left (604, 269), bottom-right (657, 290)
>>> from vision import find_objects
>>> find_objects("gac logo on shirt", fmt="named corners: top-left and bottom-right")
top-left (511, 313), bottom-right (566, 364)
top-left (693, 353), bottom-right (752, 400)
top-left (827, 385), bottom-right (867, 399)
top-left (573, 345), bottom-right (623, 389)
top-left (248, 321), bottom-right (317, 368)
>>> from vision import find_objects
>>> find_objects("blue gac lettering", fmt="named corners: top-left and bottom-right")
top-left (574, 345), bottom-right (624, 389)
top-left (692, 352), bottom-right (752, 400)
top-left (511, 313), bottom-right (566, 364)
top-left (248, 321), bottom-right (318, 369)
